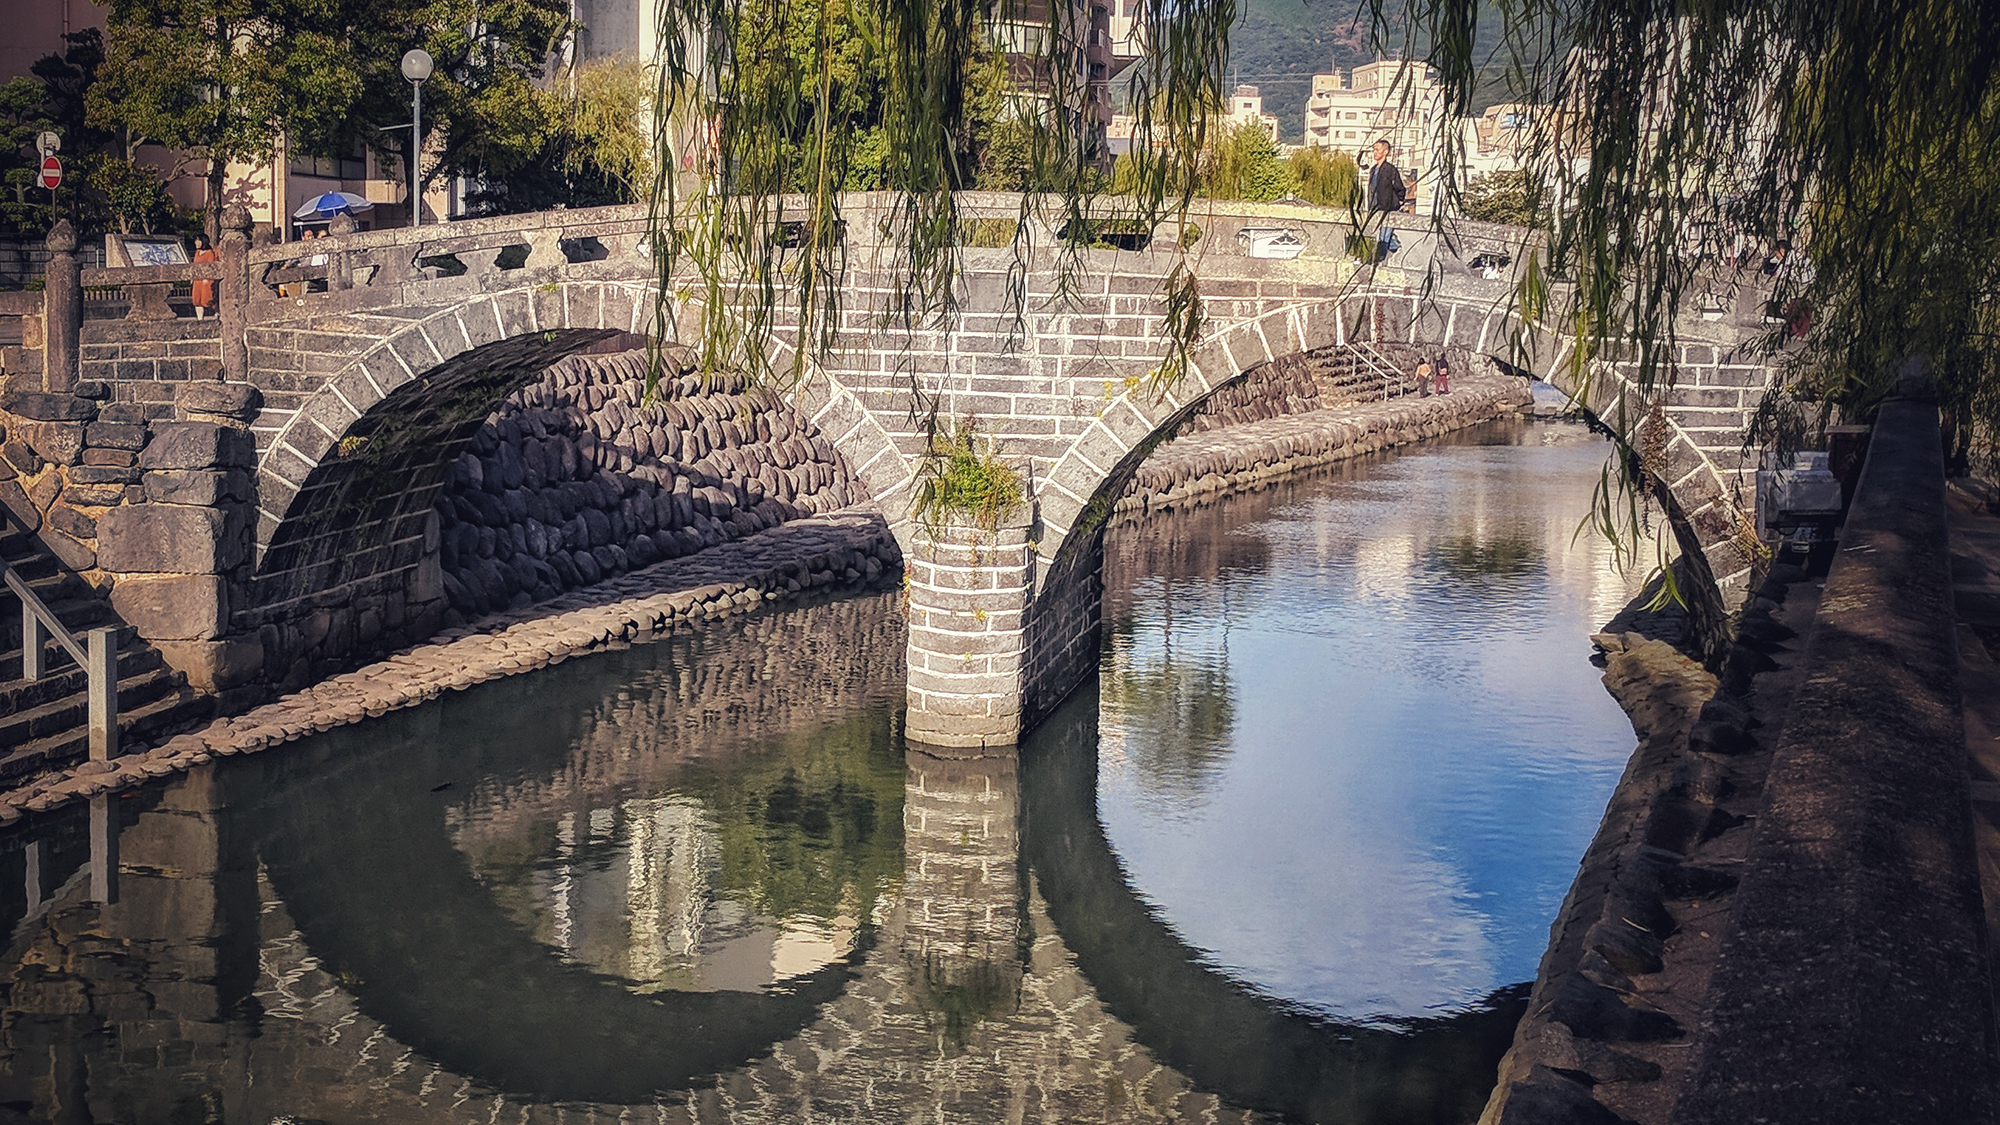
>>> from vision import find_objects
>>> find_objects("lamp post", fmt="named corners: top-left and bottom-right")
top-left (400, 48), bottom-right (433, 227)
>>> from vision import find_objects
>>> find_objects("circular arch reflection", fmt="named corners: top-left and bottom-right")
top-left (1021, 682), bottom-right (1527, 1125)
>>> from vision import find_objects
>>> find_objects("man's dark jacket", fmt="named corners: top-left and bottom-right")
top-left (1369, 160), bottom-right (1406, 214)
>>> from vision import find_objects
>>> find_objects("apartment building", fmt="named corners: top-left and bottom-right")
top-left (1458, 102), bottom-right (1536, 179)
top-left (995, 0), bottom-right (1145, 166)
top-left (1224, 85), bottom-right (1282, 143)
top-left (1301, 59), bottom-right (1445, 211)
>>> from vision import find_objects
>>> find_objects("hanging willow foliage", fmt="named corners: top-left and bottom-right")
top-left (642, 0), bottom-right (1233, 416)
top-left (646, 0), bottom-right (1999, 622)
top-left (1370, 0), bottom-right (1999, 661)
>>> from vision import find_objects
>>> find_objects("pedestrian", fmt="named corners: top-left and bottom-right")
top-left (189, 235), bottom-right (217, 320)
top-left (1416, 357), bottom-right (1434, 396)
top-left (1434, 356), bottom-right (1451, 395)
top-left (1367, 139), bottom-right (1407, 263)
top-left (1761, 239), bottom-right (1790, 277)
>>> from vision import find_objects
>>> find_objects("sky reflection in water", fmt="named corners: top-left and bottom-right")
top-left (1097, 420), bottom-right (1654, 1023)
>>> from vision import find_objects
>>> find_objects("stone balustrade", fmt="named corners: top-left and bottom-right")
top-left (0, 194), bottom-right (1782, 755)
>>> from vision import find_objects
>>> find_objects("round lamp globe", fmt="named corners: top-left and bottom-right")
top-left (400, 49), bottom-right (434, 84)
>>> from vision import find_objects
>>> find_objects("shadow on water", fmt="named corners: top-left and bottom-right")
top-left (241, 754), bottom-right (870, 1104)
top-left (1022, 681), bottom-right (1529, 1125)
top-left (230, 593), bottom-right (907, 1102)
top-left (0, 421), bottom-right (1634, 1123)
top-left (0, 588), bottom-right (911, 1109)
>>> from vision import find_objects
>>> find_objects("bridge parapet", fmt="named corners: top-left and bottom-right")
top-left (0, 193), bottom-right (1786, 754)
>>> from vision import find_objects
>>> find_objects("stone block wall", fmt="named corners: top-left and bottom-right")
top-left (79, 319), bottom-right (226, 424)
top-left (0, 379), bottom-right (264, 579)
top-left (1, 380), bottom-right (151, 576)
top-left (1020, 529), bottom-right (1105, 733)
top-left (1172, 341), bottom-right (1446, 436)
top-left (904, 519), bottom-right (1033, 749)
top-left (95, 422), bottom-right (265, 695)
top-left (432, 350), bottom-right (861, 623)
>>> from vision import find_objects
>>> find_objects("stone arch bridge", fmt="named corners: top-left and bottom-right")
top-left (2, 192), bottom-right (1777, 748)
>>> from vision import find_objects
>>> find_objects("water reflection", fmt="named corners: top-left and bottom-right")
top-left (0, 592), bottom-right (1256, 1122)
top-left (0, 422), bottom-right (1637, 1124)
top-left (1095, 419), bottom-right (1653, 1025)
top-left (453, 708), bottom-right (904, 994)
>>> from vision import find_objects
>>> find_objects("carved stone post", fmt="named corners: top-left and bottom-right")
top-left (218, 204), bottom-right (251, 382)
top-left (41, 219), bottom-right (81, 392)
top-left (327, 213), bottom-right (356, 290)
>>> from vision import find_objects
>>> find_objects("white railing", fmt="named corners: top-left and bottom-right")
top-left (3, 511), bottom-right (118, 760)
top-left (1353, 341), bottom-right (1409, 401)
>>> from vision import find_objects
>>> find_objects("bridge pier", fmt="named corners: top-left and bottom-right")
top-left (903, 515), bottom-right (1034, 750)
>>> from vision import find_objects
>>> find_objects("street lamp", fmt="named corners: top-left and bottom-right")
top-left (400, 48), bottom-right (433, 227)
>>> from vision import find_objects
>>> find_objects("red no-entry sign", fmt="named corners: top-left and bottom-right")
top-left (37, 156), bottom-right (62, 191)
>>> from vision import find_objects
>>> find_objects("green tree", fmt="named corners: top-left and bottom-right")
top-left (1201, 120), bottom-right (1292, 202)
top-left (1, 31), bottom-right (197, 240)
top-left (1288, 145), bottom-right (1360, 207)
top-left (1459, 168), bottom-right (1531, 226)
top-left (86, 0), bottom-right (573, 234)
top-left (75, 153), bottom-right (182, 234)
top-left (0, 78), bottom-right (50, 236)
top-left (462, 59), bottom-right (654, 215)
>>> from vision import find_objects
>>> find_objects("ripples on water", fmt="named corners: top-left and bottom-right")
top-left (1095, 418), bottom-right (1654, 1025)
top-left (0, 417), bottom-right (1650, 1124)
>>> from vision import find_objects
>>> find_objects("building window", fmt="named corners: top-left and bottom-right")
top-left (289, 146), bottom-right (366, 181)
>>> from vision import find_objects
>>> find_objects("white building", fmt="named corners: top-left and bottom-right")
top-left (1457, 102), bottom-right (1537, 179)
top-left (994, 0), bottom-right (1146, 166)
top-left (1301, 59), bottom-right (1446, 212)
top-left (1224, 85), bottom-right (1282, 143)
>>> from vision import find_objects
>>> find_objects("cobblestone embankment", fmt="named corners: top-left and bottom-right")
top-left (1119, 368), bottom-right (1532, 513)
top-left (0, 512), bottom-right (900, 823)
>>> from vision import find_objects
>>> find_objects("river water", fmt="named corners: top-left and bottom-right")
top-left (0, 418), bottom-right (1648, 1124)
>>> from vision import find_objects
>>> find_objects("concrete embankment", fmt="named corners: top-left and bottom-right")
top-left (1483, 392), bottom-right (1995, 1124)
top-left (1119, 369), bottom-right (1532, 513)
top-left (0, 512), bottom-right (899, 822)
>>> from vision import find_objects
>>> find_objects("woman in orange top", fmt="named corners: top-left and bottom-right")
top-left (190, 235), bottom-right (218, 319)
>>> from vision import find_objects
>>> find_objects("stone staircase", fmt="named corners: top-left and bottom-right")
top-left (0, 514), bottom-right (213, 781)
top-left (1179, 341), bottom-right (1438, 435)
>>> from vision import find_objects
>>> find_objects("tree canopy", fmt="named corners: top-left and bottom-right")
top-left (0, 30), bottom-right (190, 239)
top-left (659, 0), bottom-right (2000, 621)
top-left (84, 0), bottom-right (582, 231)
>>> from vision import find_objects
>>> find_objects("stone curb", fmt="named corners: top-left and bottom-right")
top-left (0, 511), bottom-right (901, 824)
top-left (1118, 372), bottom-right (1533, 514)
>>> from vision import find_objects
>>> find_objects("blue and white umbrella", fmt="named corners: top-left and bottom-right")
top-left (293, 191), bottom-right (374, 219)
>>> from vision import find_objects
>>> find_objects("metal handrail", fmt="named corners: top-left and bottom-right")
top-left (1, 509), bottom-right (118, 760)
top-left (1353, 342), bottom-right (1408, 401)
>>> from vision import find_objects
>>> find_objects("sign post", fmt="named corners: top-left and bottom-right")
top-left (35, 132), bottom-right (61, 206)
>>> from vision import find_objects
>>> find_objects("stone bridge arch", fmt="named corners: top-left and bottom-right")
top-left (994, 289), bottom-right (1766, 738)
top-left (241, 281), bottom-right (913, 686)
top-left (1032, 290), bottom-right (1756, 588)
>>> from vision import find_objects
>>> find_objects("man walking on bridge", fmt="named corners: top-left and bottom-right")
top-left (1367, 139), bottom-right (1408, 264)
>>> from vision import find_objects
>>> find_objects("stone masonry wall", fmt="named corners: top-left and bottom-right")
top-left (79, 318), bottom-right (226, 424)
top-left (1173, 341), bottom-right (1447, 435)
top-left (0, 379), bottom-right (263, 582)
top-left (432, 350), bottom-right (864, 623)
top-left (904, 519), bottom-right (1034, 750)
